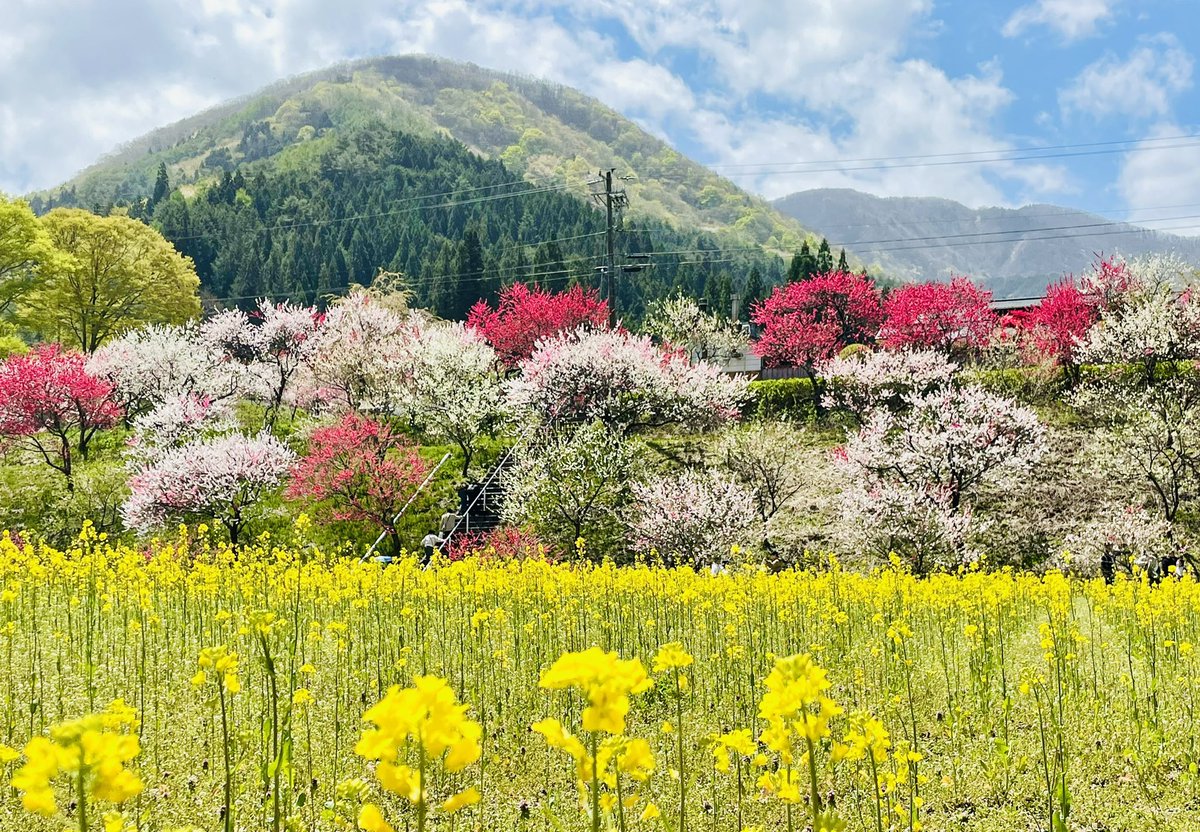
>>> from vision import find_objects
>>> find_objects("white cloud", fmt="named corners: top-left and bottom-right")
top-left (1117, 124), bottom-right (1200, 236)
top-left (1003, 0), bottom-right (1115, 41)
top-left (1059, 34), bottom-right (1193, 121)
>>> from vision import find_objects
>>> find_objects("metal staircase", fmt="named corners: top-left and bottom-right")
top-left (444, 445), bottom-right (519, 546)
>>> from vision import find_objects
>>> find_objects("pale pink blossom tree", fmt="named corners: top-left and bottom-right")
top-left (626, 469), bottom-right (757, 568)
top-left (202, 299), bottom-right (321, 428)
top-left (122, 431), bottom-right (295, 544)
top-left (506, 328), bottom-right (746, 434)
top-left (819, 348), bottom-right (957, 421)
top-left (834, 384), bottom-right (1046, 572)
top-left (300, 293), bottom-right (416, 413)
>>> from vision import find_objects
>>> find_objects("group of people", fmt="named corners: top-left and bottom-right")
top-left (1100, 548), bottom-right (1193, 584)
top-left (420, 508), bottom-right (460, 566)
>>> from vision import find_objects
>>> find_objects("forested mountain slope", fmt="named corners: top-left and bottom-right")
top-left (31, 55), bottom-right (804, 318)
top-left (142, 126), bottom-right (783, 319)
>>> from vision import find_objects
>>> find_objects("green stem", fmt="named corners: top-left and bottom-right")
top-left (77, 766), bottom-right (88, 832)
top-left (590, 732), bottom-right (600, 832)
top-left (675, 676), bottom-right (686, 832)
top-left (805, 735), bottom-right (821, 832)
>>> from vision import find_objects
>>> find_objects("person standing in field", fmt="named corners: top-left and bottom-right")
top-left (421, 531), bottom-right (445, 568)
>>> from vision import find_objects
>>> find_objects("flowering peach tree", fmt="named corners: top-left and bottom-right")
top-left (626, 469), bottom-right (756, 568)
top-left (202, 299), bottom-right (321, 428)
top-left (286, 413), bottom-right (428, 547)
top-left (878, 276), bottom-right (996, 355)
top-left (122, 431), bottom-right (295, 544)
top-left (507, 328), bottom-right (745, 434)
top-left (819, 348), bottom-right (957, 421)
top-left (467, 282), bottom-right (608, 368)
top-left (87, 324), bottom-right (244, 417)
top-left (0, 344), bottom-right (121, 488)
top-left (751, 271), bottom-right (883, 374)
top-left (834, 384), bottom-right (1046, 571)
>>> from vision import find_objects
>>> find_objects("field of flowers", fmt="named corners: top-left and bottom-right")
top-left (0, 524), bottom-right (1196, 832)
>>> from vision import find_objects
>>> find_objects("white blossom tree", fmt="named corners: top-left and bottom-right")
top-left (819, 348), bottom-right (957, 422)
top-left (626, 469), bottom-right (756, 568)
top-left (1080, 253), bottom-right (1200, 382)
top-left (122, 431), bottom-right (295, 545)
top-left (716, 421), bottom-right (808, 531)
top-left (501, 422), bottom-right (642, 553)
top-left (506, 328), bottom-right (746, 434)
top-left (642, 295), bottom-right (748, 364)
top-left (1073, 376), bottom-right (1200, 527)
top-left (402, 321), bottom-right (505, 477)
top-left (834, 385), bottom-right (1047, 572)
top-left (87, 324), bottom-right (243, 417)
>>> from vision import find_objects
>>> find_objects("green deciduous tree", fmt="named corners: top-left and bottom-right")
top-left (0, 195), bottom-right (60, 315)
top-left (23, 209), bottom-right (201, 352)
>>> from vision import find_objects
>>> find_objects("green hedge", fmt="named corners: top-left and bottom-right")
top-left (744, 378), bottom-right (817, 421)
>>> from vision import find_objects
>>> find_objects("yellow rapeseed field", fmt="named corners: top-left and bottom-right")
top-left (0, 521), bottom-right (1197, 832)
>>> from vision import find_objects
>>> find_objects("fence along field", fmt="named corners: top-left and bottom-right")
top-left (0, 525), bottom-right (1195, 832)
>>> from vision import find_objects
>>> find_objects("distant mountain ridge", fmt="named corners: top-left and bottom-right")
top-left (773, 188), bottom-right (1200, 298)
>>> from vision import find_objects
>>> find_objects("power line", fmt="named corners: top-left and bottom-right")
top-left (771, 201), bottom-right (1200, 235)
top-left (704, 132), bottom-right (1200, 170)
top-left (166, 180), bottom-right (583, 243)
top-left (699, 139), bottom-right (1200, 179)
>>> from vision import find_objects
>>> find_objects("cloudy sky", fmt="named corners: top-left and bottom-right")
top-left (2, 0), bottom-right (1198, 229)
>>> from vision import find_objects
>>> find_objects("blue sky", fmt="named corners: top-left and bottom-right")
top-left (2, 0), bottom-right (1197, 231)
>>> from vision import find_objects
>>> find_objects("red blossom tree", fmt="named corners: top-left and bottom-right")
top-left (446, 526), bottom-right (556, 562)
top-left (751, 269), bottom-right (883, 370)
top-left (1013, 279), bottom-right (1098, 382)
top-left (0, 344), bottom-right (121, 488)
top-left (878, 276), bottom-right (997, 354)
top-left (286, 413), bottom-right (429, 549)
top-left (467, 283), bottom-right (609, 367)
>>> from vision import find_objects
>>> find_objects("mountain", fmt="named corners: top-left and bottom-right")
top-left (773, 188), bottom-right (1200, 298)
top-left (36, 55), bottom-right (809, 254)
top-left (30, 55), bottom-right (816, 320)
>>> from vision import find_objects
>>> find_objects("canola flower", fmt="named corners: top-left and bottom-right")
top-left (355, 675), bottom-right (482, 832)
top-left (0, 526), bottom-right (1196, 830)
top-left (534, 647), bottom-right (657, 832)
top-left (10, 700), bottom-right (142, 832)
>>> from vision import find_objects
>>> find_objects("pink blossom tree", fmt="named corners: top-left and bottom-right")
top-left (467, 283), bottom-right (609, 368)
top-left (878, 276), bottom-right (997, 355)
top-left (626, 469), bottom-right (757, 568)
top-left (0, 345), bottom-right (122, 489)
top-left (506, 328), bottom-right (746, 434)
top-left (751, 271), bottom-right (883, 413)
top-left (286, 413), bottom-right (429, 549)
top-left (751, 271), bottom-right (883, 370)
top-left (1013, 280), bottom-right (1097, 383)
top-left (122, 431), bottom-right (295, 544)
top-left (834, 384), bottom-right (1046, 572)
